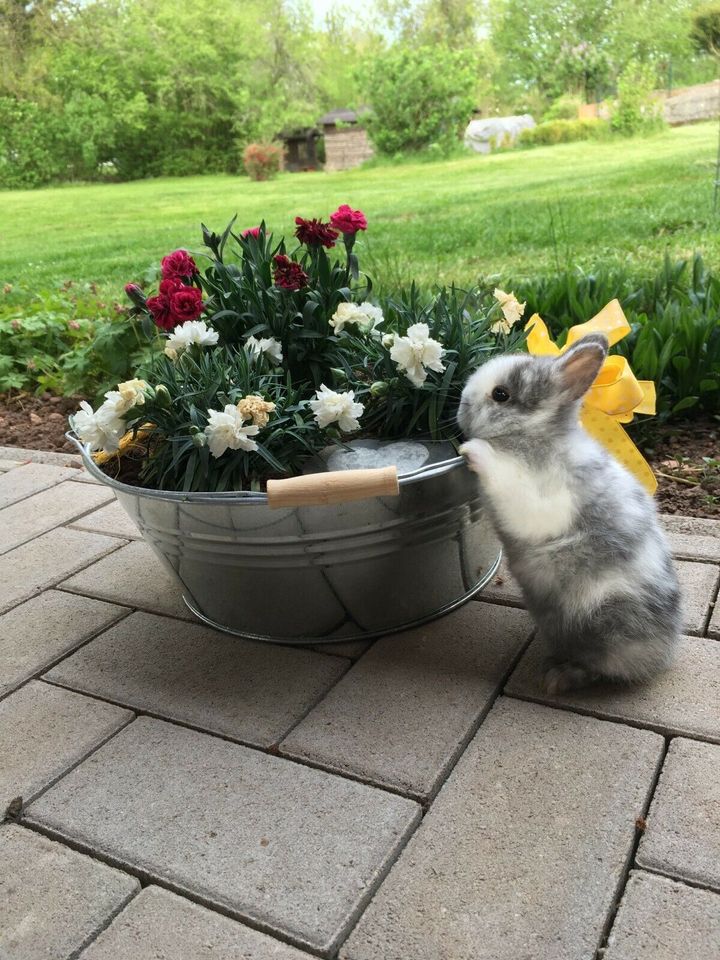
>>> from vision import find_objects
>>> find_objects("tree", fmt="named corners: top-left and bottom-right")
top-left (362, 43), bottom-right (478, 154)
top-left (691, 3), bottom-right (720, 56)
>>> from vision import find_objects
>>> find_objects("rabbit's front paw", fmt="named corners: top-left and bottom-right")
top-left (459, 438), bottom-right (494, 476)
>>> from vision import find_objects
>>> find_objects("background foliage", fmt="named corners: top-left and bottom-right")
top-left (0, 0), bottom-right (716, 185)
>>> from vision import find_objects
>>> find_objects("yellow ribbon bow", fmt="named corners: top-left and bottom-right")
top-left (525, 299), bottom-right (657, 494)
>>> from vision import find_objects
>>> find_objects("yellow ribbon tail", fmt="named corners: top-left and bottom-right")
top-left (565, 299), bottom-right (630, 348)
top-left (581, 406), bottom-right (657, 495)
top-left (524, 314), bottom-right (561, 356)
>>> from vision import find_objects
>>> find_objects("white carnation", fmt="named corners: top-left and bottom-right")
top-left (389, 322), bottom-right (445, 388)
top-left (165, 320), bottom-right (219, 360)
top-left (204, 404), bottom-right (260, 458)
top-left (309, 384), bottom-right (364, 432)
top-left (71, 400), bottom-right (127, 454)
top-left (245, 335), bottom-right (283, 365)
top-left (330, 301), bottom-right (384, 336)
top-left (492, 288), bottom-right (525, 335)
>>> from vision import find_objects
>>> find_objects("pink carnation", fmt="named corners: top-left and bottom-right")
top-left (330, 204), bottom-right (367, 235)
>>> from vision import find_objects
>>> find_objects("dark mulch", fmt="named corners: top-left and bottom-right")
top-left (1, 392), bottom-right (718, 518)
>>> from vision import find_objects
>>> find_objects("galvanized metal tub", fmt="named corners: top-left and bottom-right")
top-left (69, 438), bottom-right (501, 644)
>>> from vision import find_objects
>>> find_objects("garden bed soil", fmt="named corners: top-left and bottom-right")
top-left (1, 392), bottom-right (718, 519)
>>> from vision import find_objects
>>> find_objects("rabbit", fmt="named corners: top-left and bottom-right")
top-left (458, 332), bottom-right (681, 694)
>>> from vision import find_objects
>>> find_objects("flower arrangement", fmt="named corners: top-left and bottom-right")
top-left (71, 206), bottom-right (526, 492)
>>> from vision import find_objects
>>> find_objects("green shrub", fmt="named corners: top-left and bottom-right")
top-left (610, 61), bottom-right (664, 136)
top-left (361, 45), bottom-right (478, 155)
top-left (0, 285), bottom-right (150, 399)
top-left (519, 118), bottom-right (609, 147)
top-left (511, 254), bottom-right (720, 417)
top-left (691, 3), bottom-right (720, 56)
top-left (542, 94), bottom-right (583, 123)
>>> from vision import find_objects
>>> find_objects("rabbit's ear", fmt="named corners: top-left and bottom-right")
top-left (558, 333), bottom-right (608, 400)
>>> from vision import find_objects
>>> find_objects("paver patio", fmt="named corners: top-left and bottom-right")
top-left (1, 453), bottom-right (719, 960)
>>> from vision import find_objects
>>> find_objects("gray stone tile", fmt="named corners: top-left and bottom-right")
top-left (60, 540), bottom-right (190, 619)
top-left (70, 498), bottom-right (141, 539)
top-left (26, 717), bottom-right (421, 957)
top-left (79, 886), bottom-right (314, 960)
top-left (505, 634), bottom-right (720, 742)
top-left (282, 602), bottom-right (533, 800)
top-left (475, 556), bottom-right (524, 607)
top-left (0, 527), bottom-right (124, 615)
top-left (0, 824), bottom-right (139, 960)
top-left (341, 698), bottom-right (663, 960)
top-left (675, 561), bottom-right (719, 635)
top-left (709, 594), bottom-right (720, 639)
top-left (0, 590), bottom-right (128, 698)
top-left (0, 445), bottom-right (82, 468)
top-left (0, 680), bottom-right (131, 813)
top-left (637, 738), bottom-right (720, 891)
top-left (0, 481), bottom-right (113, 555)
top-left (0, 461), bottom-right (77, 509)
top-left (307, 637), bottom-right (374, 660)
top-left (604, 870), bottom-right (720, 960)
top-left (662, 514), bottom-right (720, 562)
top-left (45, 611), bottom-right (348, 748)
top-left (0, 458), bottom-right (24, 471)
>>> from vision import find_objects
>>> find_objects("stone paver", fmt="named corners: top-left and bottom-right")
top-left (0, 461), bottom-right (78, 509)
top-left (59, 539), bottom-right (190, 619)
top-left (70, 498), bottom-right (141, 539)
top-left (675, 560), bottom-right (719, 635)
top-left (0, 445), bottom-right (82, 468)
top-left (45, 611), bottom-right (349, 748)
top-left (0, 824), bottom-right (139, 960)
top-left (475, 557), bottom-right (524, 607)
top-left (26, 717), bottom-right (421, 957)
top-left (506, 634), bottom-right (720, 742)
top-left (79, 885), bottom-right (314, 960)
top-left (709, 596), bottom-right (720, 639)
top-left (637, 738), bottom-right (720, 891)
top-left (0, 590), bottom-right (127, 699)
top-left (282, 603), bottom-right (533, 800)
top-left (0, 458), bottom-right (24, 471)
top-left (341, 698), bottom-right (663, 960)
top-left (0, 681), bottom-right (131, 813)
top-left (0, 527), bottom-right (124, 615)
top-left (0, 480), bottom-right (113, 555)
top-left (604, 870), bottom-right (720, 960)
top-left (662, 513), bottom-right (720, 562)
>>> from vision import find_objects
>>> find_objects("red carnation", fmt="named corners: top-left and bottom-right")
top-left (241, 226), bottom-right (261, 239)
top-left (273, 254), bottom-right (308, 291)
top-left (294, 216), bottom-right (338, 248)
top-left (330, 204), bottom-right (367, 235)
top-left (161, 249), bottom-right (197, 280)
top-left (146, 279), bottom-right (202, 330)
top-left (169, 285), bottom-right (204, 323)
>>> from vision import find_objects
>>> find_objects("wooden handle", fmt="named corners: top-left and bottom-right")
top-left (267, 466), bottom-right (399, 509)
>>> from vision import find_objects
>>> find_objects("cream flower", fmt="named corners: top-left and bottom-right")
top-left (71, 400), bottom-right (126, 454)
top-left (330, 301), bottom-right (384, 336)
top-left (389, 322), bottom-right (445, 388)
top-left (245, 335), bottom-right (283, 365)
top-left (164, 320), bottom-right (219, 360)
top-left (116, 378), bottom-right (148, 410)
top-left (309, 384), bottom-right (364, 432)
top-left (492, 288), bottom-right (525, 335)
top-left (203, 404), bottom-right (260, 458)
top-left (236, 394), bottom-right (276, 428)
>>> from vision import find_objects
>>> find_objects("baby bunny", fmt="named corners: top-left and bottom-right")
top-left (458, 332), bottom-right (681, 693)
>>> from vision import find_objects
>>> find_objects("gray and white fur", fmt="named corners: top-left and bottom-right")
top-left (458, 333), bottom-right (681, 693)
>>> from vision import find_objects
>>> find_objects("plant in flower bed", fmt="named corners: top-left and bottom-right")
top-left (70, 205), bottom-right (525, 491)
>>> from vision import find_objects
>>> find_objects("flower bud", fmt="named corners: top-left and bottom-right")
top-left (370, 381), bottom-right (389, 398)
top-left (124, 283), bottom-right (146, 308)
top-left (381, 333), bottom-right (395, 349)
top-left (154, 384), bottom-right (171, 408)
top-left (329, 367), bottom-right (348, 382)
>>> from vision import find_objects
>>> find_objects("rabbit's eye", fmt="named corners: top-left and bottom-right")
top-left (491, 386), bottom-right (510, 403)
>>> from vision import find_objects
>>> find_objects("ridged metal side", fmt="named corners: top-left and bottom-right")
top-left (69, 437), bottom-right (502, 643)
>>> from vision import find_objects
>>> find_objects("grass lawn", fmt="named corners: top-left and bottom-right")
top-left (1, 122), bottom-right (717, 299)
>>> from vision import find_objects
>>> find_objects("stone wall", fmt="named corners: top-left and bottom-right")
top-left (664, 80), bottom-right (720, 126)
top-left (323, 126), bottom-right (374, 172)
